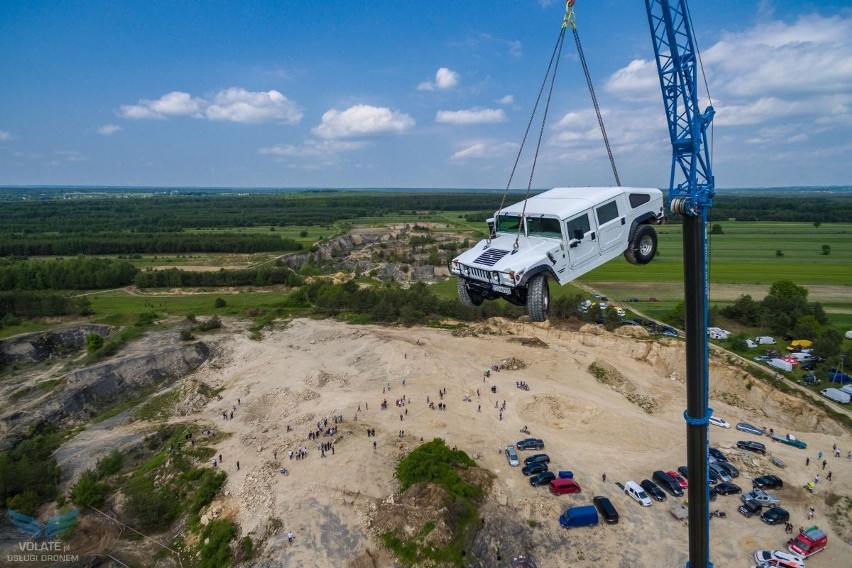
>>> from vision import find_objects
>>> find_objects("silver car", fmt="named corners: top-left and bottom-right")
top-left (709, 463), bottom-right (731, 483)
top-left (741, 489), bottom-right (780, 508)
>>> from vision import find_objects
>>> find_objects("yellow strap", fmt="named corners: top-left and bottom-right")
top-left (563, 0), bottom-right (577, 31)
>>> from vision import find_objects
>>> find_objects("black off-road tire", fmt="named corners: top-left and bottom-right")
top-left (526, 275), bottom-right (549, 322)
top-left (457, 278), bottom-right (484, 307)
top-left (624, 224), bottom-right (658, 265)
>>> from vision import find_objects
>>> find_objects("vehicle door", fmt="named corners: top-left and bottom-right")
top-left (525, 214), bottom-right (569, 282)
top-left (595, 197), bottom-right (627, 254)
top-left (565, 211), bottom-right (598, 269)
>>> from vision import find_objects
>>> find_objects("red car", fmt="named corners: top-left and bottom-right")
top-left (667, 470), bottom-right (688, 488)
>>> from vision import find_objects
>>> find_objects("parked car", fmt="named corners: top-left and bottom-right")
top-left (737, 440), bottom-right (767, 454)
top-left (713, 482), bottom-right (742, 495)
top-left (677, 466), bottom-right (689, 479)
top-left (708, 447), bottom-right (728, 462)
top-left (549, 478), bottom-right (582, 495)
top-left (709, 415), bottom-right (730, 428)
top-left (516, 438), bottom-right (545, 450)
top-left (742, 489), bottom-right (780, 508)
top-left (736, 422), bottom-right (765, 436)
top-left (640, 479), bottom-right (667, 502)
top-left (652, 470), bottom-right (683, 497)
top-left (715, 461), bottom-right (740, 478)
top-left (754, 355), bottom-right (772, 362)
top-left (523, 453), bottom-right (550, 466)
top-left (522, 462), bottom-right (549, 476)
top-left (753, 474), bottom-right (784, 490)
top-left (738, 499), bottom-right (762, 518)
top-left (624, 480), bottom-right (652, 507)
top-left (761, 507), bottom-right (790, 525)
top-left (709, 463), bottom-right (732, 483)
top-left (506, 445), bottom-right (520, 466)
top-left (753, 550), bottom-right (805, 568)
top-left (667, 470), bottom-right (688, 488)
top-left (529, 471), bottom-right (556, 487)
top-left (592, 496), bottom-right (619, 524)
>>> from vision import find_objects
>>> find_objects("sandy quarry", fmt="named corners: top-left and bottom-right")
top-left (50, 316), bottom-right (852, 567)
top-left (147, 316), bottom-right (849, 568)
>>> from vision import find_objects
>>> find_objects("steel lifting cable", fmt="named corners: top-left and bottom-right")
top-left (566, 8), bottom-right (621, 186)
top-left (489, 10), bottom-right (573, 249)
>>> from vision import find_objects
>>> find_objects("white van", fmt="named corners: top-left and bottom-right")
top-left (821, 388), bottom-right (851, 404)
top-left (745, 339), bottom-right (757, 349)
top-left (707, 327), bottom-right (731, 340)
top-left (755, 336), bottom-right (776, 345)
top-left (790, 352), bottom-right (812, 362)
top-left (624, 480), bottom-right (652, 506)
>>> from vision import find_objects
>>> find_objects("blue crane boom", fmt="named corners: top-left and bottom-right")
top-left (644, 2), bottom-right (715, 567)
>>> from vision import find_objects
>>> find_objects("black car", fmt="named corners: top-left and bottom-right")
top-left (677, 466), bottom-right (689, 479)
top-left (708, 447), bottom-right (728, 463)
top-left (593, 496), bottom-right (619, 524)
top-left (738, 499), bottom-right (762, 518)
top-left (715, 461), bottom-right (740, 478)
top-left (760, 506), bottom-right (789, 525)
top-left (736, 440), bottom-right (767, 455)
top-left (753, 474), bottom-right (783, 490)
top-left (529, 471), bottom-right (556, 487)
top-left (640, 479), bottom-right (667, 502)
top-left (521, 462), bottom-right (548, 476)
top-left (713, 482), bottom-right (742, 496)
top-left (517, 438), bottom-right (545, 451)
top-left (652, 470), bottom-right (683, 497)
top-left (523, 453), bottom-right (550, 466)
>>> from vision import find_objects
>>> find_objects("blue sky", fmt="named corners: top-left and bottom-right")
top-left (2, 1), bottom-right (851, 189)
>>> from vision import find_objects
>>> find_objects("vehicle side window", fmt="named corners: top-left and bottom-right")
top-left (629, 193), bottom-right (651, 208)
top-left (596, 200), bottom-right (620, 225)
top-left (566, 213), bottom-right (591, 240)
top-left (526, 216), bottom-right (562, 239)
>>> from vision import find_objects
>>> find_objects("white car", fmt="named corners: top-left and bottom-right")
top-left (753, 550), bottom-right (805, 568)
top-left (451, 186), bottom-right (665, 321)
top-left (505, 444), bottom-right (520, 467)
top-left (624, 480), bottom-right (652, 507)
top-left (709, 416), bottom-right (730, 428)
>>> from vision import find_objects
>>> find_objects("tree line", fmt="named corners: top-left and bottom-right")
top-left (0, 232), bottom-right (302, 256)
top-left (134, 266), bottom-right (303, 288)
top-left (0, 257), bottom-right (138, 291)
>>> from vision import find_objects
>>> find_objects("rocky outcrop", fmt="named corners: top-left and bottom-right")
top-left (62, 341), bottom-right (211, 414)
top-left (0, 324), bottom-right (113, 364)
top-left (0, 337), bottom-right (212, 450)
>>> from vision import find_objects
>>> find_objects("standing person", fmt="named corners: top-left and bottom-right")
top-left (236, 461), bottom-right (240, 471)
top-left (602, 473), bottom-right (607, 483)
top-left (827, 471), bottom-right (832, 482)
top-left (806, 457), bottom-right (810, 466)
top-left (822, 459), bottom-right (827, 470)
top-left (287, 531), bottom-right (294, 544)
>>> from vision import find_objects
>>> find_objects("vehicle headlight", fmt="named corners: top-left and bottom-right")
top-left (462, 266), bottom-right (470, 275)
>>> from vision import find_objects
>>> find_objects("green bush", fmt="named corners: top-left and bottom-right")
top-left (85, 333), bottom-right (104, 353)
top-left (197, 519), bottom-right (236, 568)
top-left (96, 450), bottom-right (124, 478)
top-left (7, 491), bottom-right (40, 516)
top-left (395, 439), bottom-right (478, 497)
top-left (71, 470), bottom-right (107, 508)
top-left (124, 480), bottom-right (179, 532)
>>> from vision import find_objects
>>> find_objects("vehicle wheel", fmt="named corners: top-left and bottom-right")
top-left (457, 278), bottom-right (483, 307)
top-left (624, 224), bottom-right (658, 265)
top-left (526, 275), bottom-right (549, 322)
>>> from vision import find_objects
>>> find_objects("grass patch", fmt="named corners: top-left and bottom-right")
top-left (134, 389), bottom-right (180, 421)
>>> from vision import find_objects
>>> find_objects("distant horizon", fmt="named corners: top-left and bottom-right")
top-left (1, 184), bottom-right (851, 194)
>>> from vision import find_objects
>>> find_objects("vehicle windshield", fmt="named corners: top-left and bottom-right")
top-left (526, 215), bottom-right (563, 239)
top-left (495, 214), bottom-right (522, 234)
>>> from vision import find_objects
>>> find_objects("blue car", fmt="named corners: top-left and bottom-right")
top-left (736, 422), bottom-right (765, 436)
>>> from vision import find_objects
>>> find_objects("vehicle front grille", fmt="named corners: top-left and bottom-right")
top-left (473, 248), bottom-right (510, 266)
top-left (468, 267), bottom-right (491, 281)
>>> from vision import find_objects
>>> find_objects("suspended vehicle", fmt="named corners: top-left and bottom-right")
top-left (449, 2), bottom-right (664, 322)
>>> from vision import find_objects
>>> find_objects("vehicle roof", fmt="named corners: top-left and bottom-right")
top-left (497, 186), bottom-right (658, 219)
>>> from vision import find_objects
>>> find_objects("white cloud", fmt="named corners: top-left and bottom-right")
top-left (97, 124), bottom-right (122, 135)
top-left (417, 67), bottom-right (459, 91)
top-left (605, 59), bottom-right (660, 102)
top-left (451, 141), bottom-right (519, 161)
top-left (120, 91), bottom-right (203, 119)
top-left (0, 130), bottom-right (11, 141)
top-left (313, 105), bottom-right (415, 139)
top-left (119, 88), bottom-right (302, 124)
top-left (206, 88), bottom-right (302, 124)
top-left (498, 95), bottom-right (514, 105)
top-left (436, 108), bottom-right (507, 125)
top-left (259, 139), bottom-right (365, 157)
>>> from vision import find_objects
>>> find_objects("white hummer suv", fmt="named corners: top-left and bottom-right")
top-left (450, 186), bottom-right (664, 321)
